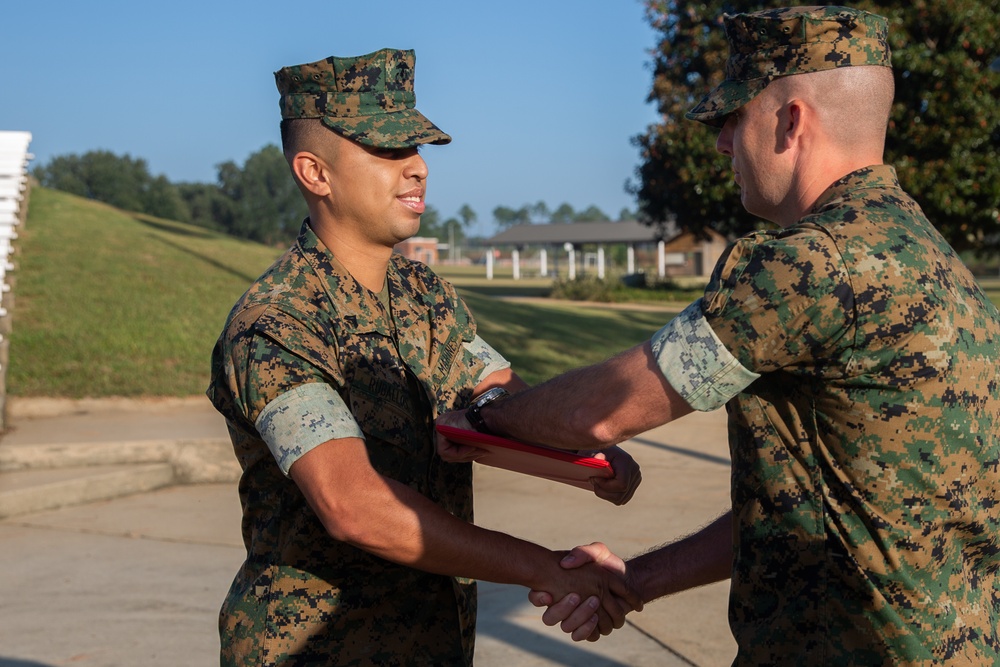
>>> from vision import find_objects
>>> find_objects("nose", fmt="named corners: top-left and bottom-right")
top-left (404, 152), bottom-right (428, 181)
top-left (716, 118), bottom-right (734, 156)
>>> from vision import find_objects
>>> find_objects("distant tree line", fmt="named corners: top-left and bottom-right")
top-left (33, 146), bottom-right (308, 246)
top-left (491, 201), bottom-right (637, 228)
top-left (33, 147), bottom-right (639, 246)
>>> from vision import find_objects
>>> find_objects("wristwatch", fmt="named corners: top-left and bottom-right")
top-left (466, 387), bottom-right (509, 433)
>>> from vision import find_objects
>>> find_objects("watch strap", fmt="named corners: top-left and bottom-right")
top-left (466, 387), bottom-right (509, 433)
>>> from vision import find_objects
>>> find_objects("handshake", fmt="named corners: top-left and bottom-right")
top-left (529, 542), bottom-right (643, 642)
top-left (435, 405), bottom-right (649, 640)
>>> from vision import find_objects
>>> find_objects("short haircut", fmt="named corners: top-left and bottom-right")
top-left (280, 118), bottom-right (336, 162)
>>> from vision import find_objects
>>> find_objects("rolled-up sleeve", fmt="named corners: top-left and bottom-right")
top-left (650, 299), bottom-right (760, 412)
top-left (464, 335), bottom-right (510, 383)
top-left (256, 382), bottom-right (364, 476)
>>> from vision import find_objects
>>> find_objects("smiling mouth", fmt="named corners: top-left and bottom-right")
top-left (398, 192), bottom-right (426, 214)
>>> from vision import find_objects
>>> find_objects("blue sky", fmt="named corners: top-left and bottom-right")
top-left (0, 1), bottom-right (662, 237)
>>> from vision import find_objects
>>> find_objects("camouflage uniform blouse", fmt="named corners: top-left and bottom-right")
top-left (652, 166), bottom-right (1000, 665)
top-left (207, 221), bottom-right (503, 666)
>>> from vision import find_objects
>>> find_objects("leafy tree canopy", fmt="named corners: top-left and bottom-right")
top-left (34, 150), bottom-right (186, 221)
top-left (633, 0), bottom-right (1000, 253)
top-left (215, 144), bottom-right (306, 245)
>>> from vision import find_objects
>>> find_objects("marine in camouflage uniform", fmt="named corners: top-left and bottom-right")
top-left (466, 6), bottom-right (1000, 664)
top-left (209, 48), bottom-right (641, 666)
top-left (673, 10), bottom-right (999, 660)
top-left (653, 164), bottom-right (1000, 663)
top-left (207, 49), bottom-right (499, 665)
top-left (209, 228), bottom-right (498, 664)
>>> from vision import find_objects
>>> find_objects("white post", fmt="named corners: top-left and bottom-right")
top-left (597, 245), bottom-right (605, 279)
top-left (658, 240), bottom-right (666, 277)
top-left (487, 247), bottom-right (494, 280)
top-left (566, 243), bottom-right (576, 280)
top-left (627, 245), bottom-right (635, 274)
top-left (539, 248), bottom-right (548, 277)
top-left (512, 248), bottom-right (520, 280)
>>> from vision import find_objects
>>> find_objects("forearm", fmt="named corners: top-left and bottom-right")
top-left (296, 443), bottom-right (622, 606)
top-left (293, 435), bottom-right (638, 617)
top-left (481, 341), bottom-right (692, 450)
top-left (338, 470), bottom-right (562, 590)
top-left (628, 510), bottom-right (733, 603)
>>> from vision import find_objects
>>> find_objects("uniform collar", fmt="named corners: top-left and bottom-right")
top-left (294, 218), bottom-right (395, 336)
top-left (810, 164), bottom-right (900, 214)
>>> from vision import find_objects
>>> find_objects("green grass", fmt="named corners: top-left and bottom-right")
top-left (8, 188), bottom-right (683, 397)
top-left (458, 289), bottom-right (679, 386)
top-left (10, 188), bottom-right (282, 397)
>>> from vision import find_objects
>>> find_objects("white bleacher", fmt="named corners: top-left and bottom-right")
top-left (0, 131), bottom-right (31, 322)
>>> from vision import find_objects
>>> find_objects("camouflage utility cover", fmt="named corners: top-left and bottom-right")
top-left (688, 5), bottom-right (891, 126)
top-left (207, 221), bottom-right (487, 665)
top-left (275, 48), bottom-right (451, 149)
top-left (655, 165), bottom-right (1000, 664)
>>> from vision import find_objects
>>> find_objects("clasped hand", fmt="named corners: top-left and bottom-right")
top-left (530, 542), bottom-right (639, 642)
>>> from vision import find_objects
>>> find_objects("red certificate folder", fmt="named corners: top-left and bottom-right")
top-left (436, 424), bottom-right (613, 490)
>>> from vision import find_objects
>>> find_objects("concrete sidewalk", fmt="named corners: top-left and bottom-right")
top-left (0, 397), bottom-right (737, 667)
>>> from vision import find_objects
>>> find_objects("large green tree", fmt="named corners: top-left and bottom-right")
top-left (176, 182), bottom-right (236, 232)
top-left (216, 144), bottom-right (306, 245)
top-left (633, 0), bottom-right (1000, 253)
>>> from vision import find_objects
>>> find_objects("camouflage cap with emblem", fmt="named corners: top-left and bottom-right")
top-left (687, 5), bottom-right (892, 127)
top-left (275, 48), bottom-right (451, 149)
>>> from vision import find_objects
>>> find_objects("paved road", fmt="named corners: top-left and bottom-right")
top-left (0, 397), bottom-right (737, 666)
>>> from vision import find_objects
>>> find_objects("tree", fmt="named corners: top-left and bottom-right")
top-left (33, 150), bottom-right (187, 219)
top-left (493, 205), bottom-right (532, 228)
top-left (618, 207), bottom-right (638, 221)
top-left (458, 204), bottom-right (477, 230)
top-left (216, 145), bottom-right (307, 245)
top-left (177, 182), bottom-right (236, 231)
top-left (443, 204), bottom-right (478, 261)
top-left (633, 0), bottom-right (1000, 252)
top-left (551, 203), bottom-right (577, 223)
top-left (573, 205), bottom-right (610, 222)
top-left (144, 174), bottom-right (189, 221)
top-left (529, 200), bottom-right (551, 223)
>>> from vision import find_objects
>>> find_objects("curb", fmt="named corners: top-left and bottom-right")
top-left (0, 463), bottom-right (176, 519)
top-left (5, 395), bottom-right (214, 419)
top-left (0, 437), bottom-right (234, 472)
top-left (0, 437), bottom-right (240, 519)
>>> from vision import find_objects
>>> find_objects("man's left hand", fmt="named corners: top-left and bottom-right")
top-left (589, 446), bottom-right (641, 505)
top-left (434, 409), bottom-right (489, 463)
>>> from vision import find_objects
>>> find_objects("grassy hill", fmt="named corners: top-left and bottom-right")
top-left (10, 188), bottom-right (282, 397)
top-left (8, 188), bottom-right (683, 397)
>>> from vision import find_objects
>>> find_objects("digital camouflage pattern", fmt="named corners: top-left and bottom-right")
top-left (687, 6), bottom-right (891, 126)
top-left (275, 48), bottom-right (451, 149)
top-left (693, 165), bottom-right (1000, 664)
top-left (207, 220), bottom-right (487, 666)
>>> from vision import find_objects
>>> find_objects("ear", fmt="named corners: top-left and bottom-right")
top-left (782, 99), bottom-right (807, 150)
top-left (291, 151), bottom-right (331, 198)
